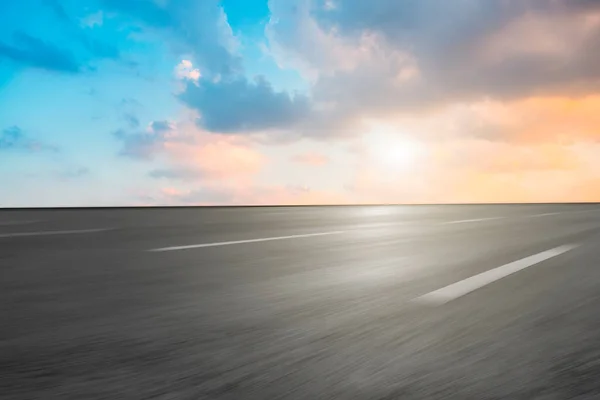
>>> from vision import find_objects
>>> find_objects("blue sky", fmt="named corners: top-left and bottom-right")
top-left (2, 0), bottom-right (600, 206)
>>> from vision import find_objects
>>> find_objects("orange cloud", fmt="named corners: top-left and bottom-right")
top-left (507, 96), bottom-right (600, 144)
top-left (346, 129), bottom-right (600, 204)
top-left (432, 140), bottom-right (583, 173)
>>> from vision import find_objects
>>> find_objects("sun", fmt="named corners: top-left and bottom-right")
top-left (366, 127), bottom-right (424, 170)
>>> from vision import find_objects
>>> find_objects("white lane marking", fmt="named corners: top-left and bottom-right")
top-left (0, 220), bottom-right (42, 226)
top-left (149, 231), bottom-right (346, 252)
top-left (529, 212), bottom-right (562, 218)
top-left (442, 217), bottom-right (505, 225)
top-left (414, 244), bottom-right (579, 305)
top-left (441, 209), bottom-right (600, 224)
top-left (0, 228), bottom-right (112, 238)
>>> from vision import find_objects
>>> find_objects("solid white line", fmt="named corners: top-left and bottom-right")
top-left (442, 217), bottom-right (505, 225)
top-left (149, 231), bottom-right (346, 252)
top-left (414, 244), bottom-right (579, 305)
top-left (0, 228), bottom-right (112, 238)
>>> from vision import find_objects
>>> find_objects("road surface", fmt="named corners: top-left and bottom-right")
top-left (3, 204), bottom-right (600, 399)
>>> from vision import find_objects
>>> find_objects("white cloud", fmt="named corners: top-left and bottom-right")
top-left (266, 0), bottom-right (383, 79)
top-left (175, 60), bottom-right (201, 82)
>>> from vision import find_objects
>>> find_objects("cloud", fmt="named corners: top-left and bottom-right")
top-left (266, 0), bottom-right (374, 77)
top-left (174, 60), bottom-right (201, 82)
top-left (123, 113), bottom-right (140, 129)
top-left (119, 98), bottom-right (142, 129)
top-left (341, 126), bottom-right (600, 204)
top-left (97, 1), bottom-right (311, 136)
top-left (402, 95), bottom-right (600, 144)
top-left (434, 140), bottom-right (583, 175)
top-left (163, 140), bottom-right (265, 182)
top-left (263, 0), bottom-right (600, 136)
top-left (113, 120), bottom-right (178, 160)
top-left (7, 0), bottom-right (600, 206)
top-left (0, 126), bottom-right (58, 152)
top-left (0, 32), bottom-right (80, 73)
top-left (179, 76), bottom-right (311, 133)
top-left (103, 0), bottom-right (600, 205)
top-left (150, 120), bottom-right (174, 133)
top-left (292, 152), bottom-right (329, 166)
top-left (0, 0), bottom-right (121, 73)
top-left (115, 119), bottom-right (266, 183)
top-left (44, 0), bottom-right (119, 60)
top-left (242, 184), bottom-right (347, 205)
top-left (101, 0), bottom-right (241, 77)
top-left (493, 96), bottom-right (600, 144)
top-left (120, 97), bottom-right (142, 107)
top-left (148, 168), bottom-right (201, 181)
top-left (146, 182), bottom-right (348, 206)
top-left (143, 132), bottom-right (600, 204)
top-left (154, 185), bottom-right (238, 205)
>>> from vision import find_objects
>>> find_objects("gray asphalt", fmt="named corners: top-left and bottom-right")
top-left (3, 204), bottom-right (600, 399)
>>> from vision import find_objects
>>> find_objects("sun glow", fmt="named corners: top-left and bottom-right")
top-left (366, 127), bottom-right (424, 170)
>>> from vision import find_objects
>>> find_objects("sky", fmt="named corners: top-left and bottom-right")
top-left (2, 0), bottom-right (600, 206)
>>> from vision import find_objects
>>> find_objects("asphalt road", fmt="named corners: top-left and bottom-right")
top-left (3, 204), bottom-right (600, 399)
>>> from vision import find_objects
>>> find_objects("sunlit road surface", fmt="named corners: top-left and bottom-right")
top-left (3, 204), bottom-right (600, 399)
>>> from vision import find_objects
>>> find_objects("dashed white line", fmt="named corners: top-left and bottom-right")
top-left (149, 231), bottom-right (346, 252)
top-left (0, 228), bottom-right (112, 238)
top-left (439, 209), bottom-right (600, 224)
top-left (528, 212), bottom-right (562, 218)
top-left (442, 217), bottom-right (505, 225)
top-left (414, 244), bottom-right (579, 305)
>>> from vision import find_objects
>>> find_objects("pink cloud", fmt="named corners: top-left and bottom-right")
top-left (143, 120), bottom-right (267, 184)
top-left (160, 187), bottom-right (184, 197)
top-left (240, 185), bottom-right (348, 205)
top-left (163, 137), bottom-right (265, 182)
top-left (291, 152), bottom-right (329, 166)
top-left (146, 182), bottom-right (349, 206)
